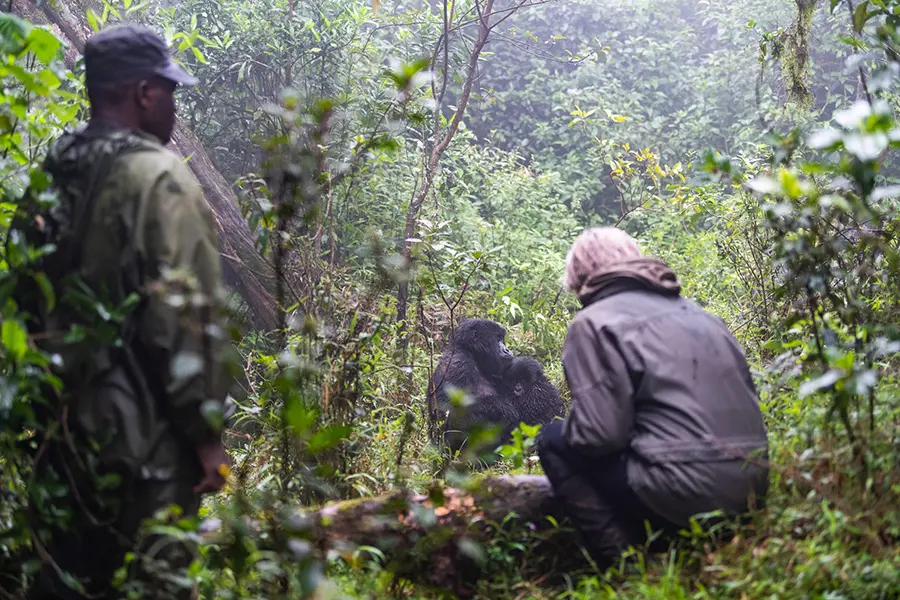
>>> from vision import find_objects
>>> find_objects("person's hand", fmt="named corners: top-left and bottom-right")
top-left (193, 439), bottom-right (231, 494)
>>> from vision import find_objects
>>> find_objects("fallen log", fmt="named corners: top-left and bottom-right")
top-left (203, 475), bottom-right (588, 597)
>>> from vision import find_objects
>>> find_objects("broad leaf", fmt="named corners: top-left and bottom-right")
top-left (26, 27), bottom-right (61, 64)
top-left (1, 319), bottom-right (28, 360)
top-left (853, 1), bottom-right (871, 33)
top-left (306, 424), bottom-right (352, 454)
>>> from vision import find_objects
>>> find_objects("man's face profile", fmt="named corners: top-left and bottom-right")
top-left (136, 76), bottom-right (178, 145)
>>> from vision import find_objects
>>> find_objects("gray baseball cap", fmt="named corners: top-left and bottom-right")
top-left (84, 23), bottom-right (199, 87)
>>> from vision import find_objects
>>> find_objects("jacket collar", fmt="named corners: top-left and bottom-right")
top-left (578, 257), bottom-right (682, 308)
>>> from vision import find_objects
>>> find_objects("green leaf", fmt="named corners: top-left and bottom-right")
top-left (86, 9), bottom-right (101, 32)
top-left (191, 46), bottom-right (206, 64)
top-left (58, 571), bottom-right (87, 595)
top-left (2, 320), bottom-right (28, 360)
top-left (850, 369), bottom-right (878, 396)
top-left (870, 185), bottom-right (900, 201)
top-left (778, 169), bottom-right (805, 199)
top-left (283, 395), bottom-right (317, 436)
top-left (0, 13), bottom-right (33, 55)
top-left (853, 1), bottom-right (871, 33)
top-left (32, 272), bottom-right (55, 311)
top-left (94, 302), bottom-right (111, 321)
top-left (26, 27), bottom-right (61, 64)
top-left (834, 99), bottom-right (872, 128)
top-left (306, 424), bottom-right (352, 454)
top-left (836, 34), bottom-right (867, 50)
top-left (126, 1), bottom-right (152, 14)
top-left (36, 67), bottom-right (62, 90)
top-left (64, 325), bottom-right (86, 343)
top-left (49, 102), bottom-right (80, 124)
top-left (5, 63), bottom-right (49, 95)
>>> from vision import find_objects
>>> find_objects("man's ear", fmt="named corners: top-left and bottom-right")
top-left (134, 79), bottom-right (152, 110)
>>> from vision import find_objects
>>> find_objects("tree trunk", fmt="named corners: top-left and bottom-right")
top-left (203, 475), bottom-right (579, 596)
top-left (11, 0), bottom-right (280, 331)
top-left (168, 125), bottom-right (279, 330)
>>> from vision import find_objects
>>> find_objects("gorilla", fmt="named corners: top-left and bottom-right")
top-left (429, 318), bottom-right (517, 454)
top-left (504, 357), bottom-right (565, 426)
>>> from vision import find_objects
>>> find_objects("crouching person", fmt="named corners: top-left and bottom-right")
top-left (538, 227), bottom-right (769, 568)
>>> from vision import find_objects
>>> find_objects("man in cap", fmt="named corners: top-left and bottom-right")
top-left (16, 23), bottom-right (234, 599)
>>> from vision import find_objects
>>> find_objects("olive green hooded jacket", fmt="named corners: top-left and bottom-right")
top-left (561, 257), bottom-right (769, 527)
top-left (16, 124), bottom-right (232, 483)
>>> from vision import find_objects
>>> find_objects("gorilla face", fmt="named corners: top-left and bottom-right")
top-left (504, 356), bottom-right (565, 426)
top-left (456, 318), bottom-right (514, 378)
top-left (506, 357), bottom-right (543, 397)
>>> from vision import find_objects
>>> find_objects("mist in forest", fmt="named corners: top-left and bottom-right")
top-left (166, 0), bottom-right (836, 221)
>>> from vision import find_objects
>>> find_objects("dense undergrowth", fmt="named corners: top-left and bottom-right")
top-left (2, 0), bottom-right (900, 598)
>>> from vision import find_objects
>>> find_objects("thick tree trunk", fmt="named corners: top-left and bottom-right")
top-left (11, 0), bottom-right (280, 331)
top-left (203, 475), bottom-right (580, 595)
top-left (168, 125), bottom-right (278, 329)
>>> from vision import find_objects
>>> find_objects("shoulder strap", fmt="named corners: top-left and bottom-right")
top-left (47, 146), bottom-right (128, 279)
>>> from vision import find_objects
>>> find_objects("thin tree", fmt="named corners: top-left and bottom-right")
top-left (395, 0), bottom-right (547, 338)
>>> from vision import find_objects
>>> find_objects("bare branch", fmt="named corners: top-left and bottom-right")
top-left (845, 0), bottom-right (872, 103)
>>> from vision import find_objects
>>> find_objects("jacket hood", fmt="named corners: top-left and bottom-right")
top-left (577, 256), bottom-right (681, 307)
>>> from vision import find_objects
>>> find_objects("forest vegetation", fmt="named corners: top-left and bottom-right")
top-left (1, 0), bottom-right (900, 598)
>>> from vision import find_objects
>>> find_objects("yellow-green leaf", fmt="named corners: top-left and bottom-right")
top-left (26, 27), bottom-right (61, 64)
top-left (191, 46), bottom-right (206, 64)
top-left (2, 320), bottom-right (28, 360)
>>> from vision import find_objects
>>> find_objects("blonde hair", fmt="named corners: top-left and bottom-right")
top-left (563, 227), bottom-right (642, 294)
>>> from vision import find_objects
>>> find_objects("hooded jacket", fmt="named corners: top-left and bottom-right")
top-left (12, 123), bottom-right (232, 483)
top-left (561, 257), bottom-right (769, 526)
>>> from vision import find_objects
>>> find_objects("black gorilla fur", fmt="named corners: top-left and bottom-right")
top-left (504, 356), bottom-right (565, 426)
top-left (430, 318), bottom-right (517, 453)
top-left (431, 319), bottom-right (567, 456)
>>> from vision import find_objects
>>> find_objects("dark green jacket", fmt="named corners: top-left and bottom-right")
top-left (561, 258), bottom-right (769, 526)
top-left (21, 124), bottom-right (232, 481)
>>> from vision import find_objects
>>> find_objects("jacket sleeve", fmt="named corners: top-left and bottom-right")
top-left (137, 159), bottom-right (231, 447)
top-left (562, 316), bottom-right (635, 457)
